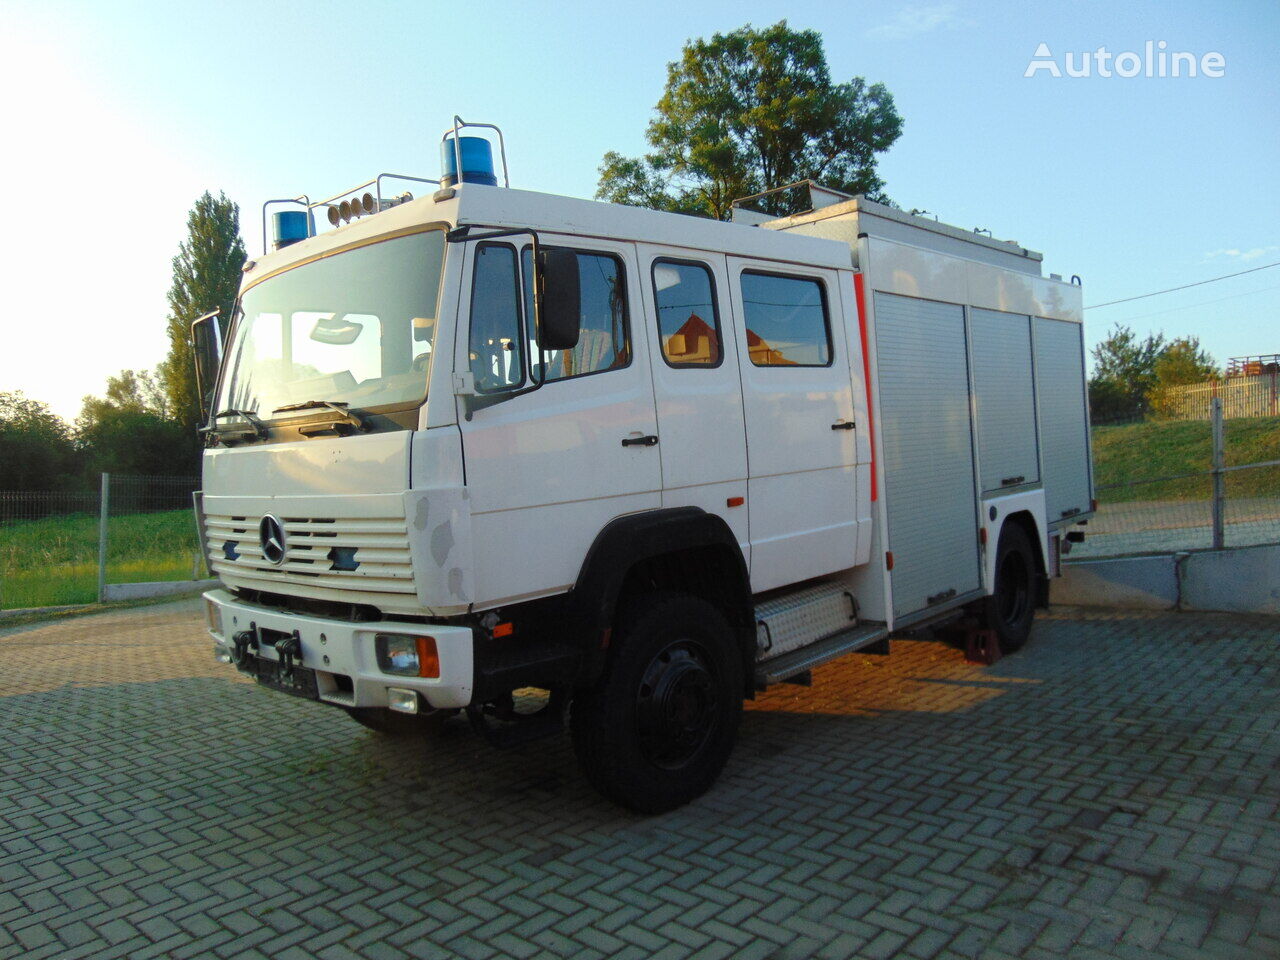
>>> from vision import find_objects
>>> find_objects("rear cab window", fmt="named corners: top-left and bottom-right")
top-left (740, 271), bottom-right (832, 367)
top-left (652, 259), bottom-right (723, 367)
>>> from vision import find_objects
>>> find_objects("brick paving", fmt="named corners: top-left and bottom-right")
top-left (0, 599), bottom-right (1277, 959)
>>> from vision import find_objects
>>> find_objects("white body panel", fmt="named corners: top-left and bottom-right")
top-left (633, 245), bottom-right (752, 560)
top-left (455, 235), bottom-right (663, 609)
top-left (203, 431), bottom-right (411, 497)
top-left (725, 257), bottom-right (861, 592)
top-left (980, 489), bottom-right (1050, 588)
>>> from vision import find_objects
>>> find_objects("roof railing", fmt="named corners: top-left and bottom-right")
top-left (259, 172), bottom-right (440, 255)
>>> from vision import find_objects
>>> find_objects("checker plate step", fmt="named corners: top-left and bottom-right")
top-left (754, 583), bottom-right (858, 660)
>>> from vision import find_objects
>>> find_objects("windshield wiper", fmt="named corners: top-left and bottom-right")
top-left (211, 408), bottom-right (269, 439)
top-left (273, 399), bottom-right (367, 433)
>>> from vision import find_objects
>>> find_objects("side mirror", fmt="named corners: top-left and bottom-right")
top-left (536, 248), bottom-right (581, 351)
top-left (190, 308), bottom-right (223, 427)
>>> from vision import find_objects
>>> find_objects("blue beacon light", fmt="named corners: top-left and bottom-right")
top-left (441, 136), bottom-right (498, 188)
top-left (272, 210), bottom-right (312, 250)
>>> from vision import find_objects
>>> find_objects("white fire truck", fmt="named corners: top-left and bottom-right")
top-left (195, 119), bottom-right (1093, 812)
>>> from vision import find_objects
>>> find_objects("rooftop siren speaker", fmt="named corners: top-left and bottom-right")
top-left (327, 205), bottom-right (341, 227)
top-left (272, 210), bottom-right (311, 250)
top-left (361, 192), bottom-right (376, 215)
top-left (441, 135), bottom-right (498, 188)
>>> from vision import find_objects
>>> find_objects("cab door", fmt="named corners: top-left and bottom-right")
top-left (724, 258), bottom-right (859, 592)
top-left (635, 246), bottom-right (750, 564)
top-left (456, 237), bottom-right (661, 608)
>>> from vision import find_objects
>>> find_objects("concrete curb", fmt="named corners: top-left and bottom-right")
top-left (1053, 543), bottom-right (1280, 614)
top-left (0, 603), bottom-right (90, 621)
top-left (101, 579), bottom-right (218, 603)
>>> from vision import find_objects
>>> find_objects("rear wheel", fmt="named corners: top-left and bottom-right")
top-left (345, 707), bottom-right (452, 737)
top-left (571, 594), bottom-right (743, 814)
top-left (981, 522), bottom-right (1037, 653)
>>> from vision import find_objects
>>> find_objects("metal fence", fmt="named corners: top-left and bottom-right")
top-left (0, 489), bottom-right (100, 523)
top-left (1074, 398), bottom-right (1280, 559)
top-left (0, 473), bottom-right (200, 611)
top-left (1155, 372), bottom-right (1280, 421)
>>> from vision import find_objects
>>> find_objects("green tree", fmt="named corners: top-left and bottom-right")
top-left (158, 191), bottom-right (246, 436)
top-left (1088, 324), bottom-right (1167, 423)
top-left (596, 21), bottom-right (904, 221)
top-left (0, 392), bottom-right (78, 490)
top-left (76, 407), bottom-right (190, 478)
top-left (76, 368), bottom-right (192, 476)
top-left (96, 368), bottom-right (169, 418)
top-left (1148, 337), bottom-right (1219, 418)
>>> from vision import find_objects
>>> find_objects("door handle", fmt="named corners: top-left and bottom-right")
top-left (621, 435), bottom-right (659, 447)
top-left (831, 421), bottom-right (856, 431)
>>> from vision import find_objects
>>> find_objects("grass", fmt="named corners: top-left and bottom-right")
top-left (1092, 415), bottom-right (1280, 502)
top-left (0, 509), bottom-right (200, 610)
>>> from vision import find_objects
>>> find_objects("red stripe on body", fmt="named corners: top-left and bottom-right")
top-left (852, 272), bottom-right (877, 502)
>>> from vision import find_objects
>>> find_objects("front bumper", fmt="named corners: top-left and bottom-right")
top-left (204, 589), bottom-right (474, 709)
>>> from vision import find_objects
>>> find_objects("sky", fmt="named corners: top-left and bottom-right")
top-left (1, 0), bottom-right (1277, 420)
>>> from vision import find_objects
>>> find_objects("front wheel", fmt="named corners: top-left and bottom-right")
top-left (980, 522), bottom-right (1037, 654)
top-left (571, 594), bottom-right (743, 814)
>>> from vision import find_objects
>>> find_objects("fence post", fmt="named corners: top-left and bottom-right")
top-left (97, 472), bottom-right (110, 602)
top-left (1211, 398), bottom-right (1225, 550)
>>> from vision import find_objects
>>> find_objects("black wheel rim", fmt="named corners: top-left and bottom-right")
top-left (635, 639), bottom-right (719, 770)
top-left (997, 550), bottom-right (1030, 628)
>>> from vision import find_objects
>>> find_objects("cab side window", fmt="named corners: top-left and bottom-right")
top-left (740, 271), bottom-right (832, 367)
top-left (469, 243), bottom-right (526, 392)
top-left (652, 260), bottom-right (722, 367)
top-left (524, 248), bottom-right (631, 383)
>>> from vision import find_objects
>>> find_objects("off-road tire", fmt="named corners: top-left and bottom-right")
top-left (981, 522), bottom-right (1037, 654)
top-left (571, 593), bottom-right (743, 814)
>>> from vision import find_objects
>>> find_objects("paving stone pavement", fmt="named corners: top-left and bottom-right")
top-left (0, 599), bottom-right (1277, 960)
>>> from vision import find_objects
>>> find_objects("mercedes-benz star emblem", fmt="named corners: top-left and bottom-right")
top-left (259, 515), bottom-right (287, 565)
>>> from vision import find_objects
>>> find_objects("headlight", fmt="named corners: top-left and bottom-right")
top-left (375, 634), bottom-right (440, 678)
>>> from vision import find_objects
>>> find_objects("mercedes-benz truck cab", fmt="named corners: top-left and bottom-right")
top-left (197, 119), bottom-right (1093, 812)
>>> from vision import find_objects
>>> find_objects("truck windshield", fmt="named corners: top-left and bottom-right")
top-left (217, 228), bottom-right (446, 420)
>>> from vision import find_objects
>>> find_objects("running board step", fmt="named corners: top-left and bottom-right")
top-left (755, 622), bottom-right (890, 687)
top-left (754, 583), bottom-right (858, 660)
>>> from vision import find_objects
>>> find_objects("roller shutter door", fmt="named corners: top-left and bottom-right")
top-left (970, 308), bottom-right (1039, 492)
top-left (1033, 317), bottom-right (1092, 522)
top-left (874, 293), bottom-right (981, 619)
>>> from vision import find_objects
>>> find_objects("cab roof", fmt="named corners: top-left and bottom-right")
top-left (243, 182), bottom-right (853, 288)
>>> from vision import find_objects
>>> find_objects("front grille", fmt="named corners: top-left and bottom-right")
top-left (206, 511), bottom-right (418, 613)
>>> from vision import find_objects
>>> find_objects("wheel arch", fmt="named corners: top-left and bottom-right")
top-left (988, 506), bottom-right (1049, 608)
top-left (569, 507), bottom-right (756, 696)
